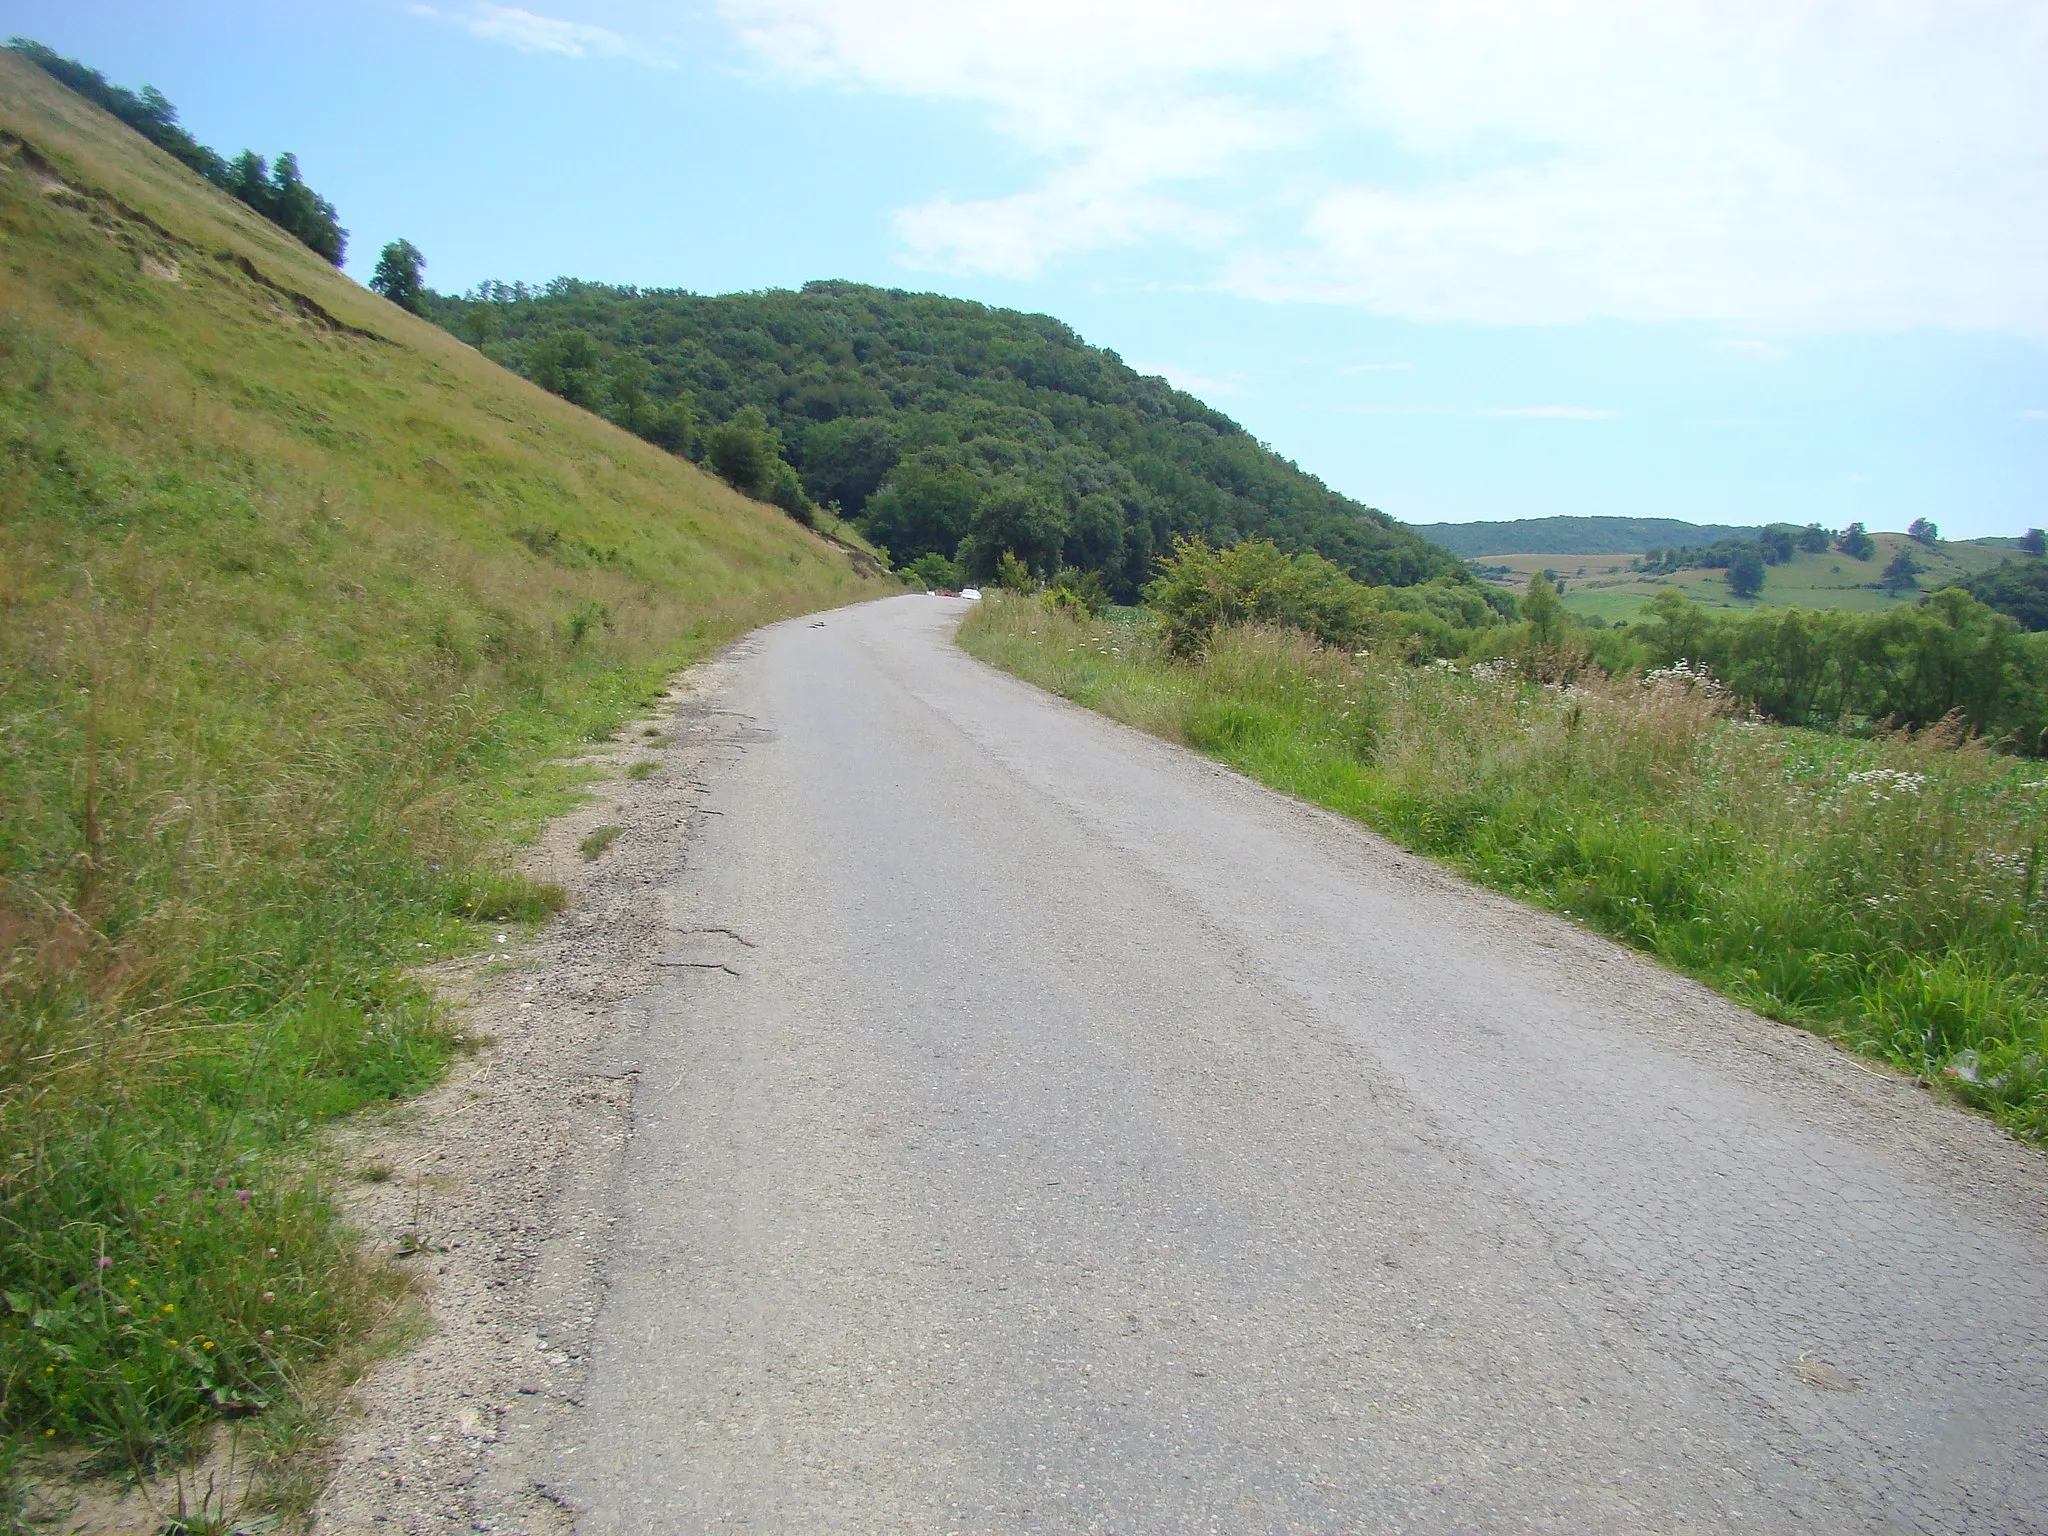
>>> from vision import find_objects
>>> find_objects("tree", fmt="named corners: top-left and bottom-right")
top-left (860, 454), bottom-right (981, 566)
top-left (961, 479), bottom-right (1067, 580)
top-left (369, 240), bottom-right (427, 314)
top-left (706, 417), bottom-right (774, 497)
top-left (1797, 523), bottom-right (1832, 554)
top-left (1836, 522), bottom-right (1876, 561)
top-left (1726, 550), bottom-right (1766, 599)
top-left (644, 395), bottom-right (696, 456)
top-left (450, 300), bottom-right (499, 349)
top-left (1908, 517), bottom-right (1940, 546)
top-left (262, 153), bottom-right (346, 265)
top-left (1521, 571), bottom-right (1567, 644)
top-left (798, 417), bottom-right (898, 515)
top-left (607, 354), bottom-right (653, 435)
top-left (1758, 527), bottom-right (1796, 564)
top-left (527, 330), bottom-right (605, 411)
top-left (1880, 549), bottom-right (1922, 594)
top-left (2021, 527), bottom-right (2046, 558)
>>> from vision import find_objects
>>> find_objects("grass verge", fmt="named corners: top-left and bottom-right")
top-left (0, 52), bottom-right (883, 1500)
top-left (960, 594), bottom-right (2048, 1139)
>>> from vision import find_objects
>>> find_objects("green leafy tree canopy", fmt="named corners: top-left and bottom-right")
top-left (369, 240), bottom-right (427, 314)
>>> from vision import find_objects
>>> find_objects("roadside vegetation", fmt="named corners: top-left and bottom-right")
top-left (960, 545), bottom-right (2048, 1142)
top-left (0, 52), bottom-right (877, 1496)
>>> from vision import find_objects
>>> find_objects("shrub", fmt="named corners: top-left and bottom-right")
top-left (1043, 567), bottom-right (1112, 618)
top-left (1147, 537), bottom-right (1376, 657)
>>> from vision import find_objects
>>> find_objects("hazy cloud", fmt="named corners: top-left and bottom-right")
top-left (415, 3), bottom-right (635, 59)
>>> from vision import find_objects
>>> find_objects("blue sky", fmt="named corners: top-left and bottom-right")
top-left (17, 0), bottom-right (2048, 536)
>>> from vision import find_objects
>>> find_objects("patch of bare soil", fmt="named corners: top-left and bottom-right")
top-left (304, 651), bottom-right (745, 1534)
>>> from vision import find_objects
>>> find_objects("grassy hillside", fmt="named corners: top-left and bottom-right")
top-left (1471, 536), bottom-right (2016, 622)
top-left (0, 51), bottom-right (878, 1475)
top-left (1414, 515), bottom-right (1770, 558)
top-left (420, 280), bottom-right (1466, 598)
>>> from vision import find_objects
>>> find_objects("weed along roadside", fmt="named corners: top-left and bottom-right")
top-left (0, 51), bottom-right (886, 1525)
top-left (959, 586), bottom-right (2048, 1143)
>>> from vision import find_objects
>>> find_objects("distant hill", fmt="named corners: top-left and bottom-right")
top-left (422, 280), bottom-right (1465, 599)
top-left (1414, 516), bottom-right (1773, 558)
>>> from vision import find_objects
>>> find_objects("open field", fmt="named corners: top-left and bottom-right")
top-left (1468, 537), bottom-right (2017, 621)
top-left (0, 50), bottom-right (881, 1497)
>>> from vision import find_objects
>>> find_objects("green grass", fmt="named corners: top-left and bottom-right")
top-left (961, 595), bottom-right (2048, 1141)
top-left (0, 54), bottom-right (884, 1479)
top-left (1473, 538), bottom-right (2015, 622)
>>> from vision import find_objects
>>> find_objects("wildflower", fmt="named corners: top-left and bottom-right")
top-left (128, 1278), bottom-right (139, 1288)
top-left (97, 1256), bottom-right (113, 1269)
top-left (202, 1340), bottom-right (215, 1351)
top-left (261, 1291), bottom-right (275, 1303)
top-left (266, 1248), bottom-right (279, 1259)
top-left (236, 1190), bottom-right (254, 1204)
top-left (166, 1338), bottom-right (178, 1347)
top-left (261, 1329), bottom-right (275, 1341)
top-left (161, 1303), bottom-right (175, 1314)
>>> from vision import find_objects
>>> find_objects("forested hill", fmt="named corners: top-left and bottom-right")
top-left (1414, 516), bottom-right (1769, 558)
top-left (423, 279), bottom-right (1464, 597)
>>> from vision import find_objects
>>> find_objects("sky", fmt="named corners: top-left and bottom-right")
top-left (15, 0), bottom-right (2048, 537)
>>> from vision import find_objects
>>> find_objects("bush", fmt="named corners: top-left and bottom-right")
top-left (1043, 567), bottom-right (1112, 618)
top-left (901, 552), bottom-right (965, 591)
top-left (1147, 537), bottom-right (1376, 656)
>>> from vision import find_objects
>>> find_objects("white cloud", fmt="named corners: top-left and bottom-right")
top-left (2025, 409), bottom-right (2048, 420)
top-left (718, 0), bottom-right (2048, 334)
top-left (416, 3), bottom-right (634, 59)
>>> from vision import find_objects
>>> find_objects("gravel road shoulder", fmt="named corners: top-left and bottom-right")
top-left (311, 646), bottom-right (755, 1535)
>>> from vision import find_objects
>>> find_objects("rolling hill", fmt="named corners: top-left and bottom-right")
top-left (1476, 536), bottom-right (2018, 622)
top-left (0, 49), bottom-right (880, 1466)
top-left (1412, 515), bottom-right (1774, 558)
top-left (421, 280), bottom-right (1466, 599)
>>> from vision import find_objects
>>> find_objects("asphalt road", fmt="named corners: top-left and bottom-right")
top-left (552, 594), bottom-right (2048, 1534)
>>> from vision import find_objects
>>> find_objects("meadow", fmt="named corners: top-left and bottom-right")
top-left (1471, 535), bottom-right (2016, 622)
top-left (0, 53), bottom-right (878, 1487)
top-left (960, 595), bottom-right (2048, 1142)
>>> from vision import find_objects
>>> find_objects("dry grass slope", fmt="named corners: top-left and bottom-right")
top-left (0, 50), bottom-right (882, 1503)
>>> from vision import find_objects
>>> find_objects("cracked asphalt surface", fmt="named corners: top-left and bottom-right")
top-left (549, 594), bottom-right (2048, 1534)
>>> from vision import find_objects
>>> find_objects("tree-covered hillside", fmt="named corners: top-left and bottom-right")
top-left (1412, 516), bottom-right (1772, 558)
top-left (422, 279), bottom-right (1464, 597)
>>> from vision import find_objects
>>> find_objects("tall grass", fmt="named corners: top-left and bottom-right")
top-left (962, 596), bottom-right (2048, 1139)
top-left (0, 56), bottom-right (880, 1470)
